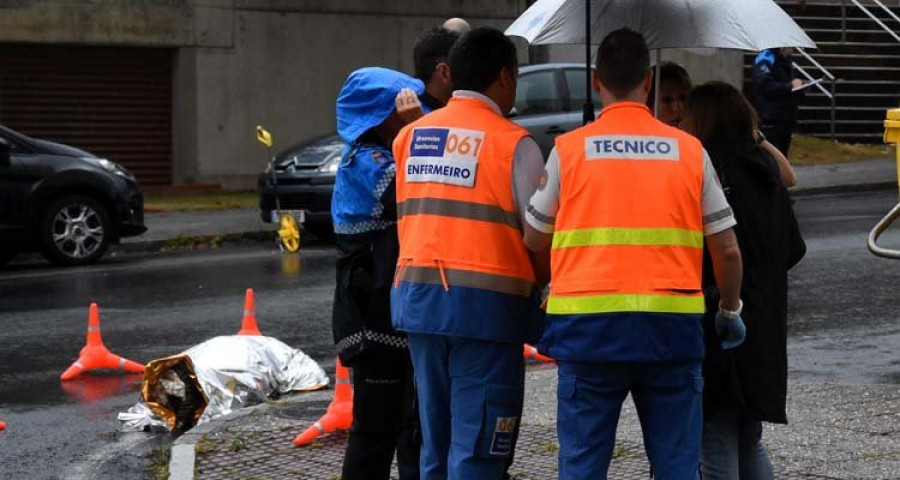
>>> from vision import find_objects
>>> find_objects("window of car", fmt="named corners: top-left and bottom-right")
top-left (514, 71), bottom-right (562, 116)
top-left (563, 69), bottom-right (601, 110)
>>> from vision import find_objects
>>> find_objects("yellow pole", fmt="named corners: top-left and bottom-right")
top-left (869, 109), bottom-right (900, 259)
top-left (886, 108), bottom-right (900, 196)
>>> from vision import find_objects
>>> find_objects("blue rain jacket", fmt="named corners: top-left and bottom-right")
top-left (332, 67), bottom-right (424, 234)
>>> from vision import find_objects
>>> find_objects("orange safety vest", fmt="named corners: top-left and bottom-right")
top-left (548, 102), bottom-right (705, 317)
top-left (394, 95), bottom-right (536, 295)
top-left (391, 96), bottom-right (539, 341)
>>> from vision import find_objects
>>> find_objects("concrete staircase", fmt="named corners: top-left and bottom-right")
top-left (745, 1), bottom-right (900, 143)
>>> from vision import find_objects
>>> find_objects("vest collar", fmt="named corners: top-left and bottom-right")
top-left (598, 101), bottom-right (653, 119)
top-left (450, 90), bottom-right (503, 115)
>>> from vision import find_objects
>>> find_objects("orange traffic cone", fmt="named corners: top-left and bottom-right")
top-left (524, 344), bottom-right (555, 364)
top-left (60, 303), bottom-right (145, 381)
top-left (237, 289), bottom-right (262, 336)
top-left (0, 421), bottom-right (5, 431)
top-left (293, 357), bottom-right (353, 447)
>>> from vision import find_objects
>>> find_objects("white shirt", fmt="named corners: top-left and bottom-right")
top-left (452, 90), bottom-right (545, 226)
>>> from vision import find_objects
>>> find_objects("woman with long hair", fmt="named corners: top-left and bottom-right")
top-left (684, 81), bottom-right (806, 479)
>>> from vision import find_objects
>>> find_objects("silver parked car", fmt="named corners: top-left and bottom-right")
top-left (513, 62), bottom-right (601, 156)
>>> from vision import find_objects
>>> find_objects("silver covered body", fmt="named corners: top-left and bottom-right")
top-left (118, 335), bottom-right (329, 431)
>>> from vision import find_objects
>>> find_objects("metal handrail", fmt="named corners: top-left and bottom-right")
top-left (791, 57), bottom-right (838, 139)
top-left (796, 48), bottom-right (835, 81)
top-left (791, 62), bottom-right (832, 98)
top-left (867, 202), bottom-right (900, 259)
top-left (846, 0), bottom-right (900, 43)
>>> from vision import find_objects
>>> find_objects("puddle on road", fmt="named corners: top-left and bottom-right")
top-left (60, 374), bottom-right (144, 404)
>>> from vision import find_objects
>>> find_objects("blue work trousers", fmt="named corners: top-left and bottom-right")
top-left (407, 333), bottom-right (524, 480)
top-left (556, 360), bottom-right (704, 480)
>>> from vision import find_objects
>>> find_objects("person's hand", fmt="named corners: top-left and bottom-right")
top-left (791, 78), bottom-right (804, 90)
top-left (715, 301), bottom-right (746, 350)
top-left (395, 88), bottom-right (424, 124)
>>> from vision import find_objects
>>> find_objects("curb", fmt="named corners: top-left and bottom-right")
top-left (169, 444), bottom-right (196, 480)
top-left (167, 404), bottom-right (262, 480)
top-left (116, 231), bottom-right (332, 256)
top-left (116, 231), bottom-right (275, 255)
top-left (790, 181), bottom-right (897, 197)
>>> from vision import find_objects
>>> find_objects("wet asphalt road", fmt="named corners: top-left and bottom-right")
top-left (787, 189), bottom-right (900, 384)
top-left (0, 188), bottom-right (899, 479)
top-left (0, 245), bottom-right (339, 479)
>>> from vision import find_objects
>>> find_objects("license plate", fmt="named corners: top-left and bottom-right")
top-left (271, 210), bottom-right (306, 224)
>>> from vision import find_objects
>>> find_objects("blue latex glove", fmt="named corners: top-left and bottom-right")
top-left (715, 302), bottom-right (746, 350)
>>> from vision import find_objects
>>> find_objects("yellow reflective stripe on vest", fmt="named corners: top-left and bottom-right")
top-left (547, 293), bottom-right (705, 315)
top-left (552, 227), bottom-right (704, 249)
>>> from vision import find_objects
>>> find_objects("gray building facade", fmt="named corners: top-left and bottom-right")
top-left (0, 1), bottom-right (741, 188)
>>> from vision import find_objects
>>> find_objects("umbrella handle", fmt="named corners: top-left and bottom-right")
top-left (583, 0), bottom-right (594, 125)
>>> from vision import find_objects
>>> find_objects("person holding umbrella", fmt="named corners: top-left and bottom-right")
top-left (523, 28), bottom-right (746, 479)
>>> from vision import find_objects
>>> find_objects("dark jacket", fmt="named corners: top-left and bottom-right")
top-left (701, 136), bottom-right (806, 424)
top-left (749, 50), bottom-right (803, 126)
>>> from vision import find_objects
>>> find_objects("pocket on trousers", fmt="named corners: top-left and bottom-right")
top-left (476, 384), bottom-right (523, 458)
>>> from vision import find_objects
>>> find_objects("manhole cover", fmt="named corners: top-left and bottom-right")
top-left (274, 400), bottom-right (330, 420)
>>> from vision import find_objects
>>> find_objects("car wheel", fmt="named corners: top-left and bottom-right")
top-left (39, 195), bottom-right (112, 266)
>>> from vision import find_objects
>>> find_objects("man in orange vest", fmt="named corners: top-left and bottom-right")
top-left (392, 27), bottom-right (546, 479)
top-left (523, 28), bottom-right (746, 479)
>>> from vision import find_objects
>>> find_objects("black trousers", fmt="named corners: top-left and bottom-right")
top-left (341, 355), bottom-right (420, 480)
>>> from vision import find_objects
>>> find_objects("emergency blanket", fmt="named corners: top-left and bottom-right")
top-left (118, 335), bottom-right (329, 432)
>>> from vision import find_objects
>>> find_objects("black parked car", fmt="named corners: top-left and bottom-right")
top-left (0, 124), bottom-right (146, 266)
top-left (258, 63), bottom-right (600, 237)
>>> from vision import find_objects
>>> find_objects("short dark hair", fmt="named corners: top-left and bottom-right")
top-left (413, 27), bottom-right (460, 82)
top-left (685, 81), bottom-right (758, 142)
top-left (595, 28), bottom-right (650, 98)
top-left (448, 27), bottom-right (518, 93)
top-left (647, 62), bottom-right (692, 107)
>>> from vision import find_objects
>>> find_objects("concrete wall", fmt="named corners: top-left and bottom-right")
top-left (0, 0), bottom-right (529, 188)
top-left (190, 8), bottom-right (526, 188)
top-left (0, 0), bottom-right (230, 47)
top-left (0, 0), bottom-right (746, 188)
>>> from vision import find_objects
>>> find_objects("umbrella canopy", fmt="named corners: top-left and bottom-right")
top-left (506, 0), bottom-right (815, 51)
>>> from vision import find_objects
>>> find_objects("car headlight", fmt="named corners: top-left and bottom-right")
top-left (80, 157), bottom-right (136, 181)
top-left (317, 154), bottom-right (341, 174)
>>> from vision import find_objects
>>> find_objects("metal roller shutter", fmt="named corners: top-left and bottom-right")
top-left (0, 45), bottom-right (173, 185)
